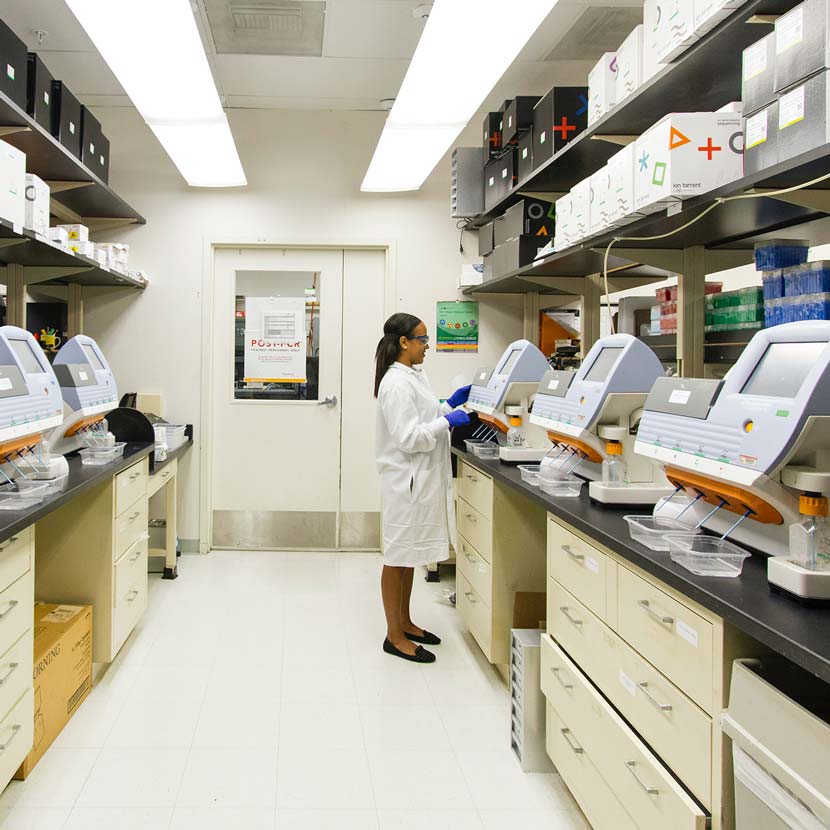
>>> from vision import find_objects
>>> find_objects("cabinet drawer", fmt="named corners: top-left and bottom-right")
top-left (548, 519), bottom-right (609, 619)
top-left (618, 567), bottom-right (714, 713)
top-left (457, 572), bottom-right (492, 659)
top-left (0, 529), bottom-right (32, 596)
top-left (457, 503), bottom-right (492, 563)
top-left (547, 578), bottom-right (603, 677)
top-left (114, 537), bottom-right (148, 604)
top-left (0, 689), bottom-right (33, 788)
top-left (458, 462), bottom-right (493, 520)
top-left (114, 497), bottom-right (148, 560)
top-left (546, 703), bottom-right (638, 830)
top-left (456, 535), bottom-right (492, 606)
top-left (0, 630), bottom-right (32, 725)
top-left (113, 571), bottom-right (147, 655)
top-left (114, 459), bottom-right (149, 517)
top-left (148, 458), bottom-right (177, 497)
top-left (546, 639), bottom-right (708, 830)
top-left (0, 572), bottom-right (32, 663)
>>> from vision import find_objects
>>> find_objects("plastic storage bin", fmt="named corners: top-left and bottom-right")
top-left (159, 424), bottom-right (186, 451)
top-left (762, 269), bottom-right (784, 301)
top-left (471, 442), bottom-right (500, 460)
top-left (754, 239), bottom-right (809, 271)
top-left (801, 261), bottom-right (830, 295)
top-left (666, 534), bottom-right (750, 576)
top-left (0, 481), bottom-right (49, 510)
top-left (709, 287), bottom-right (763, 308)
top-left (539, 475), bottom-right (583, 497)
top-left (517, 465), bottom-right (543, 485)
top-left (623, 515), bottom-right (701, 551)
top-left (79, 442), bottom-right (126, 466)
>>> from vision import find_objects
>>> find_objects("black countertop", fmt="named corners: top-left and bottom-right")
top-left (152, 438), bottom-right (193, 474)
top-left (453, 447), bottom-right (830, 685)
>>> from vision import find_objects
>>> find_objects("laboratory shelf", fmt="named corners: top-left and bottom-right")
top-left (471, 0), bottom-right (801, 227)
top-left (0, 89), bottom-right (145, 226)
top-left (0, 220), bottom-right (146, 289)
top-left (640, 329), bottom-right (763, 364)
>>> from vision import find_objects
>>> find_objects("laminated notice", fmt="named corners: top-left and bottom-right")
top-left (776, 7), bottom-right (803, 54)
top-left (746, 110), bottom-right (769, 148)
top-left (743, 39), bottom-right (768, 80)
top-left (676, 619), bottom-right (699, 647)
top-left (619, 670), bottom-right (637, 697)
top-left (779, 85), bottom-right (805, 128)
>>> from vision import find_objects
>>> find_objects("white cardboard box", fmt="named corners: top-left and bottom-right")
top-left (694, 0), bottom-right (742, 36)
top-left (644, 0), bottom-right (698, 64)
top-left (70, 240), bottom-right (95, 258)
top-left (588, 52), bottom-right (618, 125)
top-left (47, 227), bottom-right (69, 248)
top-left (608, 143), bottom-right (641, 225)
top-left (458, 263), bottom-right (484, 288)
top-left (616, 26), bottom-right (643, 104)
top-left (56, 223), bottom-right (89, 242)
top-left (589, 167), bottom-right (613, 236)
top-left (634, 112), bottom-right (744, 213)
top-left (554, 192), bottom-right (573, 251)
top-left (0, 139), bottom-right (25, 229)
top-left (570, 178), bottom-right (592, 243)
top-left (24, 174), bottom-right (50, 238)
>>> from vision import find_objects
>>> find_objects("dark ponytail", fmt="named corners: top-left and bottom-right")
top-left (374, 313), bottom-right (422, 397)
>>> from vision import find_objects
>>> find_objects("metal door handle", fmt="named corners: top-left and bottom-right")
top-left (464, 552), bottom-right (477, 564)
top-left (0, 663), bottom-right (18, 686)
top-left (625, 760), bottom-right (660, 796)
top-left (551, 666), bottom-right (573, 690)
top-left (561, 728), bottom-right (584, 754)
top-left (560, 606), bottom-right (583, 628)
top-left (465, 474), bottom-right (478, 482)
top-left (638, 682), bottom-right (673, 712)
top-left (129, 471), bottom-right (141, 481)
top-left (317, 395), bottom-right (338, 407)
top-left (562, 544), bottom-right (584, 563)
top-left (0, 724), bottom-right (21, 753)
top-left (465, 514), bottom-right (477, 524)
top-left (637, 599), bottom-right (674, 626)
top-left (126, 590), bottom-right (139, 602)
top-left (0, 601), bottom-right (18, 621)
top-left (0, 536), bottom-right (18, 552)
top-left (464, 591), bottom-right (477, 603)
top-left (129, 550), bottom-right (143, 563)
top-left (128, 512), bottom-right (141, 522)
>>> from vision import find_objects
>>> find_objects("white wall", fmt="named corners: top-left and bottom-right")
top-left (82, 108), bottom-right (524, 544)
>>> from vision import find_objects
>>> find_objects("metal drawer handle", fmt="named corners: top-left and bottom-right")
top-left (0, 663), bottom-right (18, 686)
top-left (465, 474), bottom-right (478, 483)
top-left (129, 472), bottom-right (141, 481)
top-left (560, 606), bottom-right (583, 628)
top-left (0, 601), bottom-right (18, 621)
top-left (129, 550), bottom-right (143, 563)
top-left (551, 666), bottom-right (573, 690)
top-left (465, 514), bottom-right (477, 524)
top-left (560, 728), bottom-right (584, 754)
top-left (625, 760), bottom-right (660, 796)
top-left (464, 552), bottom-right (477, 564)
top-left (638, 681), bottom-right (673, 712)
top-left (126, 590), bottom-right (140, 603)
top-left (0, 536), bottom-right (19, 552)
top-left (562, 544), bottom-right (584, 563)
top-left (128, 512), bottom-right (141, 522)
top-left (637, 599), bottom-right (674, 626)
top-left (0, 724), bottom-right (21, 753)
top-left (464, 591), bottom-right (477, 603)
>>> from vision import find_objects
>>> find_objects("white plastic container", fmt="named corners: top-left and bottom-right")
top-left (539, 475), bottom-right (583, 498)
top-left (471, 442), bottom-right (500, 460)
top-left (517, 465), bottom-right (543, 485)
top-left (667, 534), bottom-right (751, 576)
top-left (160, 424), bottom-right (186, 451)
top-left (624, 515), bottom-right (701, 551)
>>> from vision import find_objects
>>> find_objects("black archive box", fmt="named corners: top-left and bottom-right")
top-left (0, 18), bottom-right (28, 110)
top-left (502, 198), bottom-right (556, 242)
top-left (498, 148), bottom-right (518, 199)
top-left (774, 0), bottom-right (830, 93)
top-left (26, 53), bottom-right (53, 131)
top-left (743, 101), bottom-right (779, 175)
top-left (503, 95), bottom-right (541, 146)
top-left (80, 106), bottom-right (110, 182)
top-left (478, 221), bottom-right (495, 256)
top-left (483, 112), bottom-right (502, 159)
top-left (742, 34), bottom-right (776, 117)
top-left (484, 159), bottom-right (501, 210)
top-left (51, 81), bottom-right (82, 158)
top-left (518, 131), bottom-right (535, 181)
top-left (533, 86), bottom-right (589, 161)
top-left (777, 69), bottom-right (830, 165)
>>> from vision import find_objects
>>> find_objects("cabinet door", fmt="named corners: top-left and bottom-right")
top-left (457, 462), bottom-right (493, 519)
top-left (457, 572), bottom-right (492, 660)
top-left (456, 535), bottom-right (492, 606)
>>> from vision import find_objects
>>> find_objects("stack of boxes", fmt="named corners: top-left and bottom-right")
top-left (758, 239), bottom-right (830, 325)
top-left (705, 286), bottom-right (765, 331)
top-left (0, 139), bottom-right (25, 229)
top-left (480, 198), bottom-right (553, 280)
top-left (24, 174), bottom-right (50, 237)
top-left (588, 53), bottom-right (618, 125)
top-left (649, 282), bottom-right (724, 334)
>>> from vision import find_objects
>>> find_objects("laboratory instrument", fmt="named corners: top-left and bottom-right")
top-left (634, 320), bottom-right (830, 600)
top-left (530, 333), bottom-right (671, 505)
top-left (466, 339), bottom-right (551, 462)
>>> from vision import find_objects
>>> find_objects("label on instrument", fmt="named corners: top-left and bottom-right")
top-left (676, 619), bottom-right (699, 647)
top-left (776, 7), bottom-right (803, 53)
top-left (779, 85), bottom-right (805, 128)
top-left (548, 379), bottom-right (560, 390)
top-left (79, 371), bottom-right (88, 381)
top-left (743, 39), bottom-right (768, 80)
top-left (586, 556), bottom-right (600, 574)
top-left (0, 379), bottom-right (11, 391)
top-left (669, 389), bottom-right (692, 405)
top-left (745, 110), bottom-right (768, 148)
top-left (619, 670), bottom-right (637, 697)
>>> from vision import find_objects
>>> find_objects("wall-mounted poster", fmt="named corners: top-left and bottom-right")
top-left (244, 296), bottom-right (307, 382)
top-left (437, 301), bottom-right (479, 352)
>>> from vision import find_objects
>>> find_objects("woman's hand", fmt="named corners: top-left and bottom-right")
top-left (447, 384), bottom-right (472, 408)
top-left (444, 409), bottom-right (470, 428)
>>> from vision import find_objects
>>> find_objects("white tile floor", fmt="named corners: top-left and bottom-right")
top-left (0, 551), bottom-right (590, 830)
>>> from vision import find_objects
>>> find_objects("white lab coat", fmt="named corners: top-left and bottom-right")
top-left (375, 362), bottom-right (455, 567)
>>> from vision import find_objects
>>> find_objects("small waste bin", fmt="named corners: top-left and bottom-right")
top-left (722, 657), bottom-right (830, 830)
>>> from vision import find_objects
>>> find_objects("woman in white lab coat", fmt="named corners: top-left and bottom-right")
top-left (375, 313), bottom-right (471, 663)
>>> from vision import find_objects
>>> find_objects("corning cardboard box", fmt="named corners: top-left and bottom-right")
top-left (15, 603), bottom-right (92, 779)
top-left (616, 26), bottom-right (643, 105)
top-left (588, 53), bottom-right (618, 125)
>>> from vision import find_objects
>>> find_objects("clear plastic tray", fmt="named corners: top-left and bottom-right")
top-left (158, 424), bottom-right (186, 451)
top-left (471, 442), bottom-right (500, 460)
top-left (517, 465), bottom-right (542, 485)
top-left (624, 515), bottom-right (701, 552)
top-left (0, 481), bottom-right (49, 510)
top-left (666, 534), bottom-right (751, 577)
top-left (539, 475), bottom-right (583, 498)
top-left (538, 462), bottom-right (568, 481)
top-left (80, 442), bottom-right (127, 466)
top-left (464, 439), bottom-right (488, 454)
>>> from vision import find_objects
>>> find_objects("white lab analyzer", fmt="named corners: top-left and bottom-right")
top-left (467, 339), bottom-right (551, 462)
top-left (635, 321), bottom-right (830, 600)
top-left (530, 333), bottom-right (671, 505)
top-left (47, 335), bottom-right (119, 455)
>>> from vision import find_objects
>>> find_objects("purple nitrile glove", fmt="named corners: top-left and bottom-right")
top-left (447, 384), bottom-right (472, 408)
top-left (445, 409), bottom-right (471, 428)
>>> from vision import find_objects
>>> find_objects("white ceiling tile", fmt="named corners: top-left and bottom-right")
top-left (321, 2), bottom-right (425, 59)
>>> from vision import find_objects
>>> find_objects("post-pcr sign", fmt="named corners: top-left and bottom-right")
top-left (244, 296), bottom-right (307, 383)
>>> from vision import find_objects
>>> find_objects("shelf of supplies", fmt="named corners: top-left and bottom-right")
top-left (470, 0), bottom-right (800, 228)
top-left (0, 221), bottom-right (146, 289)
top-left (640, 328), bottom-right (763, 363)
top-left (0, 90), bottom-right (144, 227)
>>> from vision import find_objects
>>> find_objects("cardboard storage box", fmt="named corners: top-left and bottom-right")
top-left (498, 148), bottom-right (518, 199)
top-left (645, 0), bottom-right (698, 64)
top-left (0, 18), bottom-right (27, 110)
top-left (590, 166), bottom-right (613, 236)
top-left (50, 81), bottom-right (81, 158)
top-left (616, 26), bottom-right (643, 104)
top-left (24, 174), bottom-right (49, 237)
top-left (491, 237), bottom-right (543, 277)
top-left (483, 112), bottom-right (503, 159)
top-left (15, 604), bottom-right (92, 779)
top-left (498, 198), bottom-right (555, 244)
top-left (0, 138), bottom-right (25, 229)
top-left (503, 96), bottom-right (540, 147)
top-left (607, 142), bottom-right (641, 225)
top-left (26, 53), bottom-right (53, 132)
top-left (588, 53), bottom-right (618, 125)
top-left (80, 106), bottom-right (110, 183)
top-left (777, 69), bottom-right (830, 164)
top-left (744, 101), bottom-right (780, 174)
top-left (532, 86), bottom-right (589, 165)
top-left (694, 0), bottom-right (743, 37)
top-left (634, 112), bottom-right (744, 213)
top-left (478, 221), bottom-right (495, 256)
top-left (518, 131), bottom-right (534, 181)
top-left (484, 160), bottom-right (500, 210)
top-left (570, 178), bottom-right (592, 242)
top-left (743, 34), bottom-right (776, 116)
top-left (554, 192), bottom-right (574, 251)
top-left (775, 0), bottom-right (830, 93)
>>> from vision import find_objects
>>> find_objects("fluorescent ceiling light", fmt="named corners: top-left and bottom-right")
top-left (64, 0), bottom-right (246, 187)
top-left (362, 0), bottom-right (559, 192)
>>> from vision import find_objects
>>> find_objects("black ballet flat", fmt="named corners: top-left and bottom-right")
top-left (405, 629), bottom-right (441, 645)
top-left (383, 638), bottom-right (436, 663)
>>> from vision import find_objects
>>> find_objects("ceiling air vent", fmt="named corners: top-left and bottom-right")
top-left (231, 5), bottom-right (301, 32)
top-left (544, 6), bottom-right (643, 62)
